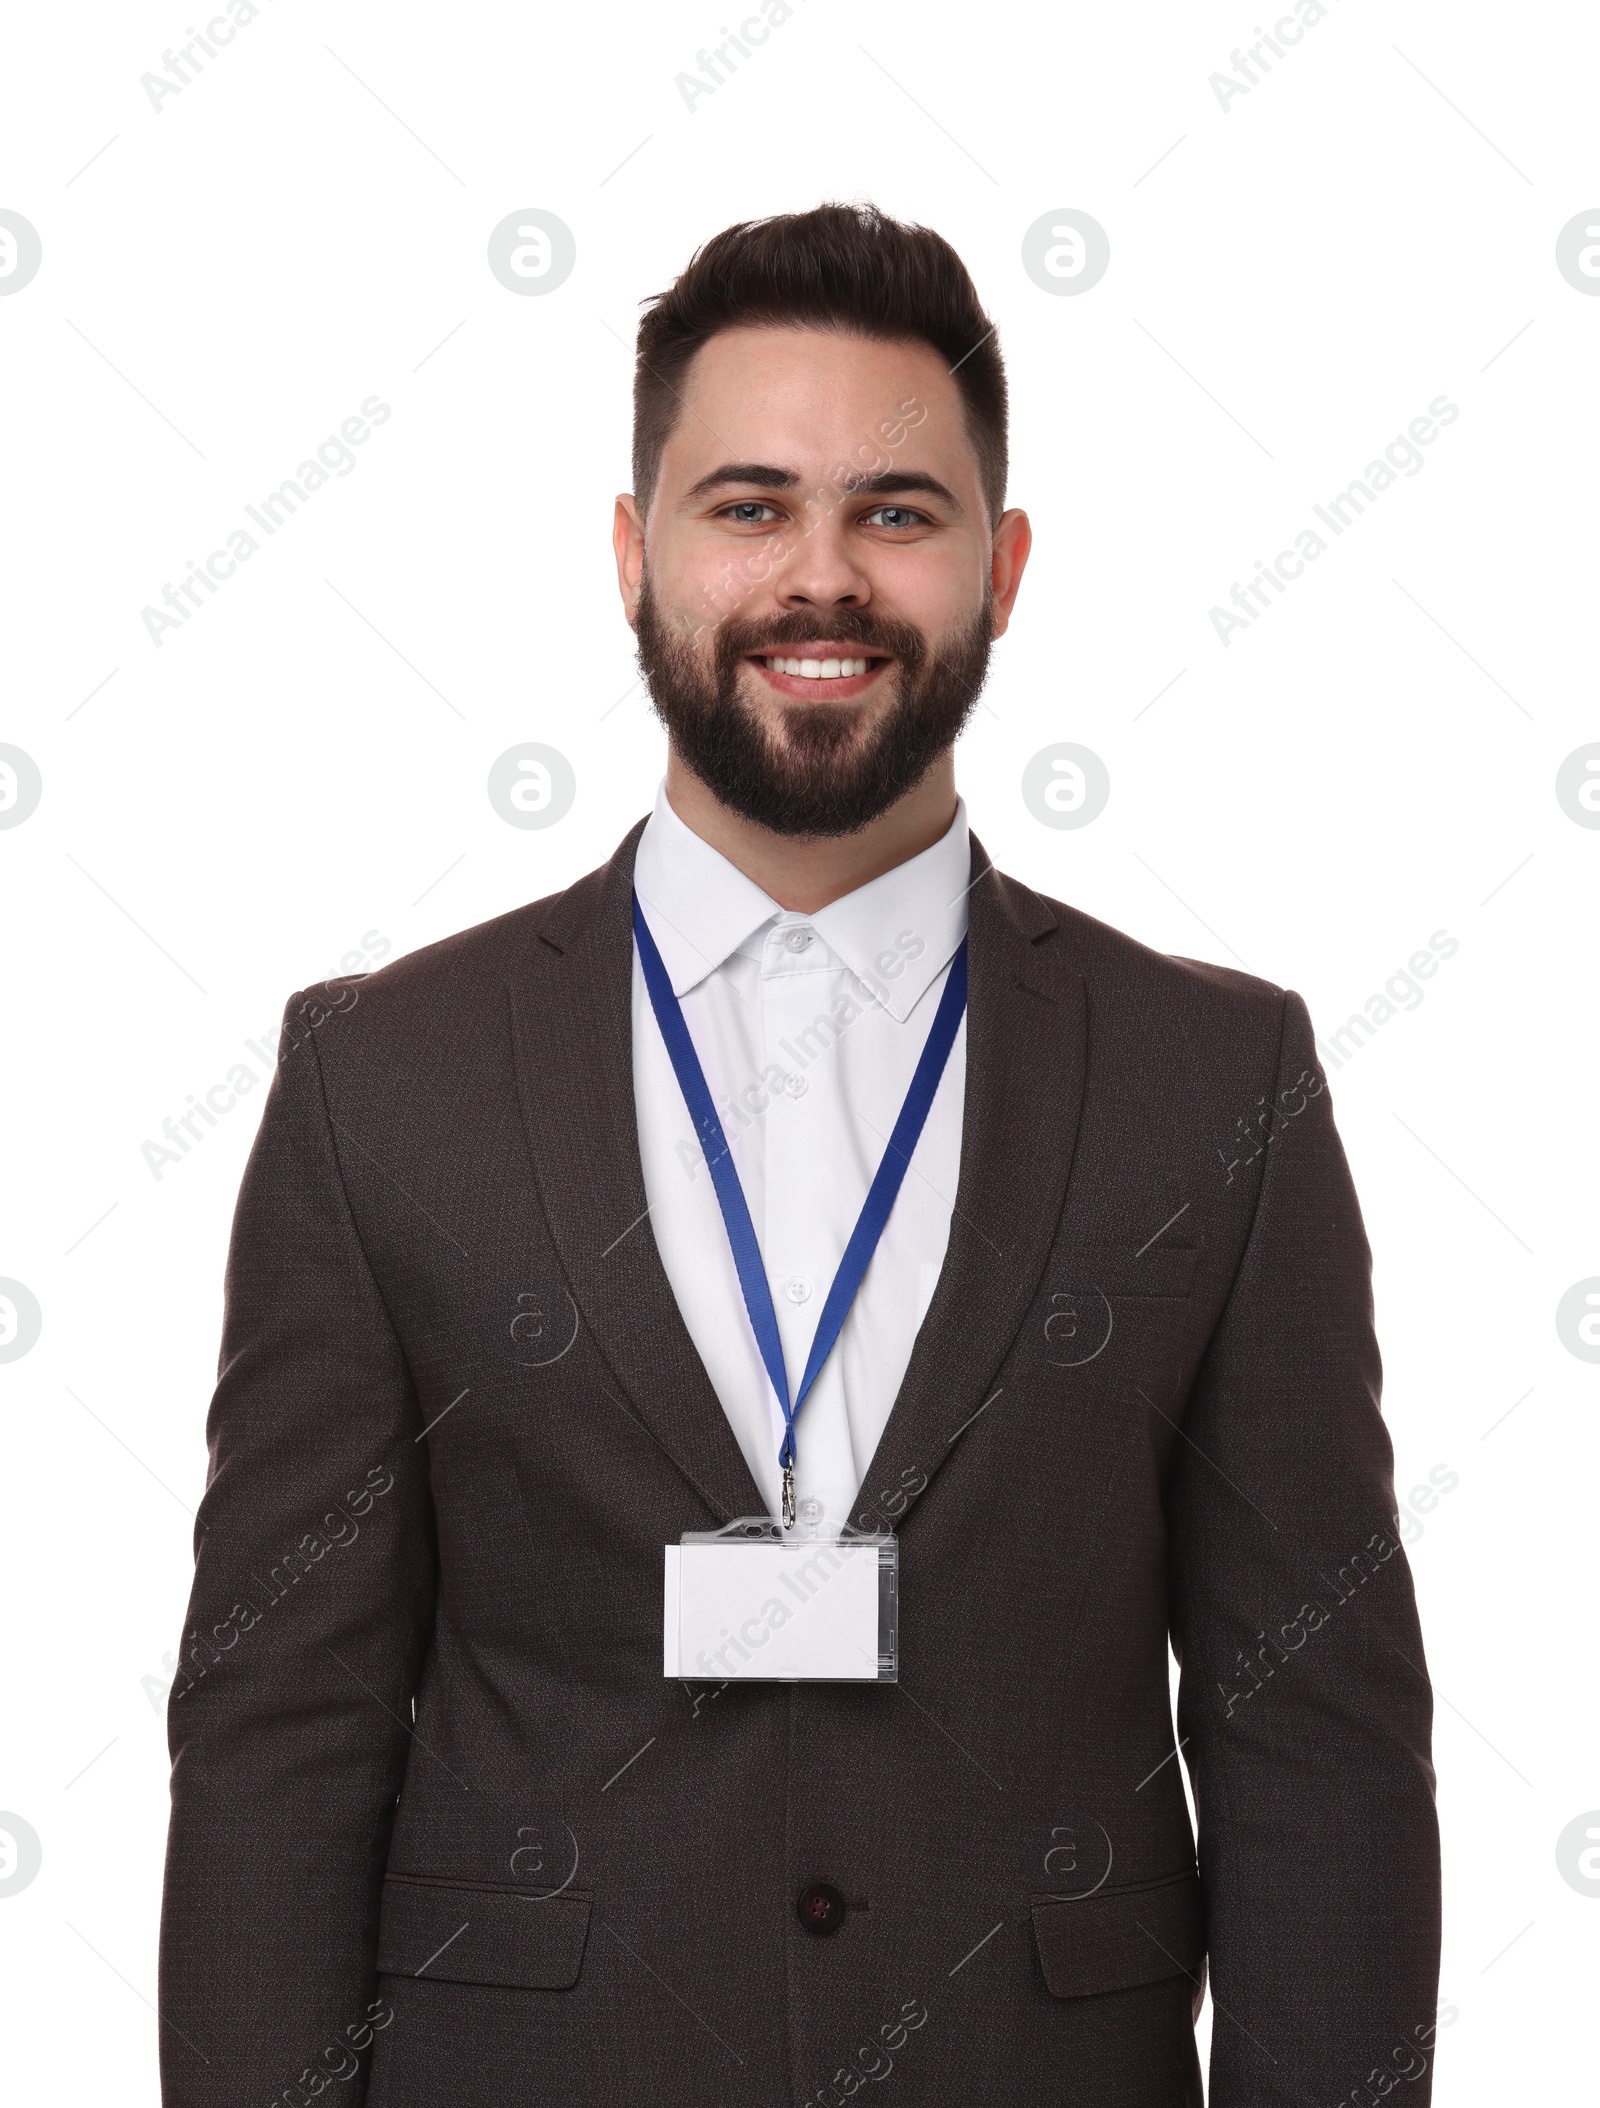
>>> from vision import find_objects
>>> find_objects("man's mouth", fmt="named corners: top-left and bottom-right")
top-left (746, 644), bottom-right (892, 699)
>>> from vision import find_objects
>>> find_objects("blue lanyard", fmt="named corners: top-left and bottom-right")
top-left (633, 891), bottom-right (968, 1526)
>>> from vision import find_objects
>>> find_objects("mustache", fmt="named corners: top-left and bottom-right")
top-left (712, 608), bottom-right (926, 671)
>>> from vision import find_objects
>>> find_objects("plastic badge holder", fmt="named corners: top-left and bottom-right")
top-left (665, 1514), bottom-right (898, 1683)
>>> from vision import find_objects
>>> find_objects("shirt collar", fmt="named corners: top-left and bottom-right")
top-left (805, 803), bottom-right (970, 1023)
top-left (632, 784), bottom-right (780, 995)
top-left (632, 781), bottom-right (971, 1024)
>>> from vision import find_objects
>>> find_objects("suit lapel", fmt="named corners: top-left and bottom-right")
top-left (848, 840), bottom-right (1089, 1532)
top-left (507, 819), bottom-right (769, 1525)
top-left (508, 819), bottom-right (1087, 1539)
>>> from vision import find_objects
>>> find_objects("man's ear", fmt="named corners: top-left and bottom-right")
top-left (989, 507), bottom-right (1032, 639)
top-left (613, 494), bottom-right (646, 627)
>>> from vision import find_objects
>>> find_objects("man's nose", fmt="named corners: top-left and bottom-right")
top-left (771, 515), bottom-right (873, 612)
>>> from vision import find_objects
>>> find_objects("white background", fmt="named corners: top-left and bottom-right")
top-left (2, 0), bottom-right (1596, 2098)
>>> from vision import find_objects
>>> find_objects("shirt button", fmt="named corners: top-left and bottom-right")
top-left (797, 1882), bottom-right (846, 1936)
top-left (784, 928), bottom-right (813, 952)
top-left (785, 1277), bottom-right (812, 1304)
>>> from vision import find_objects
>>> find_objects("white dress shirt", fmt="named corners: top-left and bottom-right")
top-left (631, 783), bottom-right (970, 1528)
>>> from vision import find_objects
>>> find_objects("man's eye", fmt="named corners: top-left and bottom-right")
top-left (862, 505), bottom-right (927, 530)
top-left (720, 501), bottom-right (781, 524)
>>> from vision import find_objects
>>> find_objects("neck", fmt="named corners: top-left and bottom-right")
top-left (663, 750), bottom-right (959, 913)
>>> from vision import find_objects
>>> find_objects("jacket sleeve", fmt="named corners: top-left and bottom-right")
top-left (159, 989), bottom-right (437, 2107)
top-left (1169, 989), bottom-right (1442, 2107)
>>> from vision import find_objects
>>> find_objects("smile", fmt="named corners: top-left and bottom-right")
top-left (760, 655), bottom-right (872, 678)
top-left (746, 646), bottom-right (892, 700)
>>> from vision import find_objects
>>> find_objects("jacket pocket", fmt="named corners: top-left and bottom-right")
top-left (1031, 1870), bottom-right (1203, 2000)
top-left (1068, 1244), bottom-right (1198, 1299)
top-left (377, 1873), bottom-right (593, 1991)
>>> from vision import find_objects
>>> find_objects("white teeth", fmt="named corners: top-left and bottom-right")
top-left (763, 655), bottom-right (873, 678)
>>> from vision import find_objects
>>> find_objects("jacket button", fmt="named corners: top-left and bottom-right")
top-left (797, 1882), bottom-right (846, 1936)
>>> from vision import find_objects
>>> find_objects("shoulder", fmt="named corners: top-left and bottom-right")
top-left (279, 826), bottom-right (636, 1065)
top-left (985, 862), bottom-right (1291, 1068)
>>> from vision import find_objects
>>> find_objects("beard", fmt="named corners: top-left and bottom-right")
top-left (632, 573), bottom-right (994, 838)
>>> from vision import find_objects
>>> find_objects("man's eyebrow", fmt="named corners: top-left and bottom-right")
top-left (683, 463), bottom-right (961, 511)
top-left (844, 469), bottom-right (960, 511)
top-left (684, 462), bottom-right (800, 499)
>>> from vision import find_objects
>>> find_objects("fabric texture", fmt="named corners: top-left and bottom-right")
top-left (159, 819), bottom-right (1441, 2108)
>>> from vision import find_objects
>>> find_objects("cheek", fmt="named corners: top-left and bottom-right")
top-left (870, 538), bottom-right (989, 634)
top-left (660, 534), bottom-right (788, 633)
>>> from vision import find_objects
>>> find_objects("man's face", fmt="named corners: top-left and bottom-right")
top-left (614, 326), bottom-right (1030, 836)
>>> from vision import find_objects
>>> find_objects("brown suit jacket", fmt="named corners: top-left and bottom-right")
top-left (159, 821), bottom-right (1440, 2107)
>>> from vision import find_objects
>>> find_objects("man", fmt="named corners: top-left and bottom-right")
top-left (160, 203), bottom-right (1441, 2106)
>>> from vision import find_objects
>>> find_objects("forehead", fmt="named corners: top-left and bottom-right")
top-left (664, 325), bottom-right (976, 486)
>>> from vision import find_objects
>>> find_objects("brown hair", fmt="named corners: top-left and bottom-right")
top-left (632, 202), bottom-right (1007, 524)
